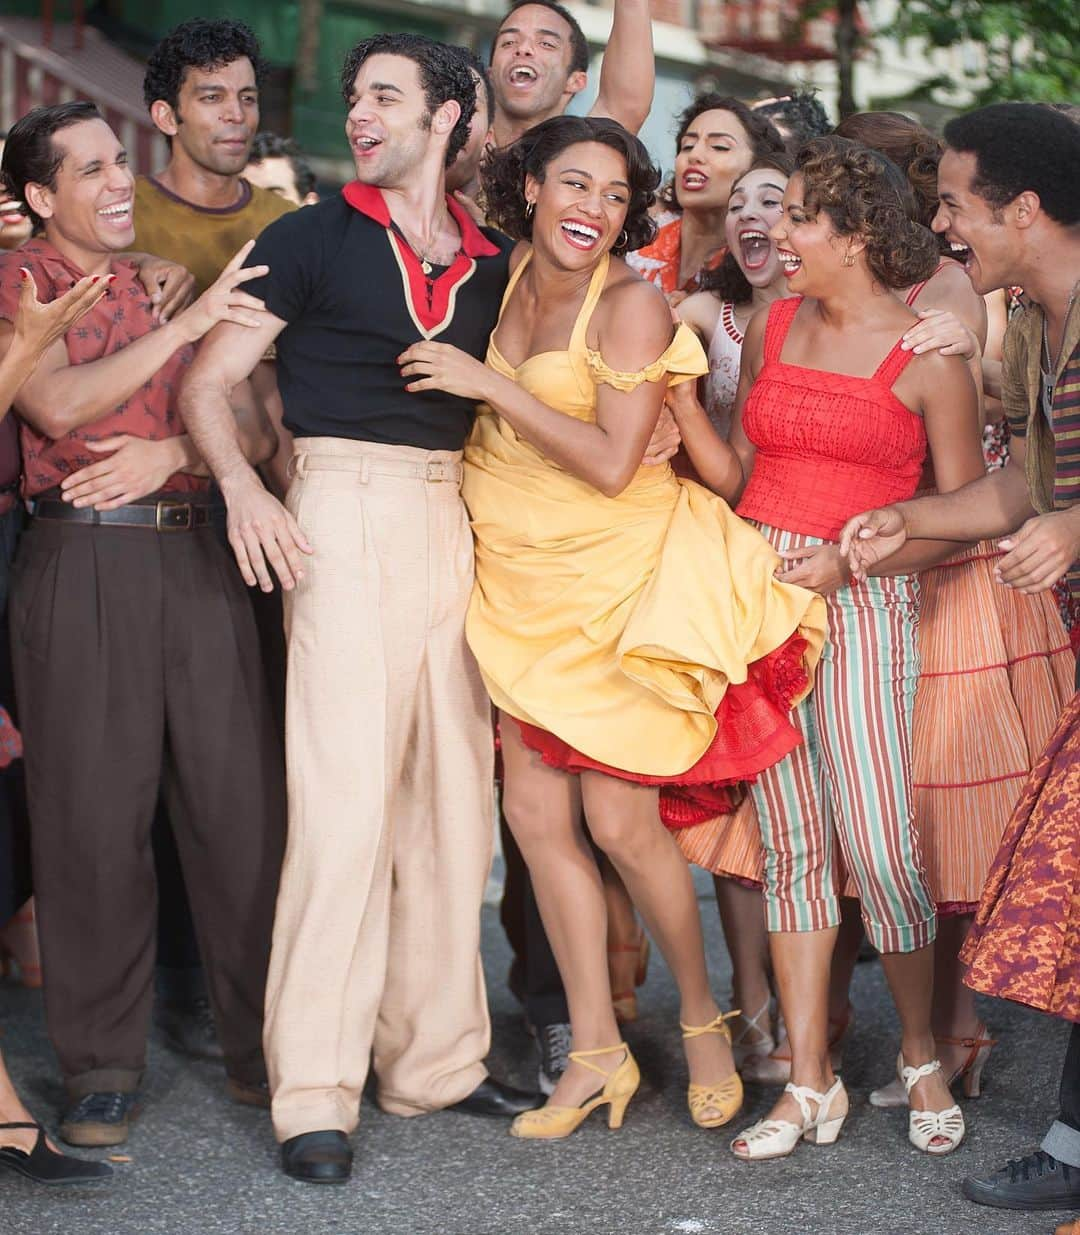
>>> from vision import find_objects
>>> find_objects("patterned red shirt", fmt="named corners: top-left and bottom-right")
top-left (0, 240), bottom-right (206, 498)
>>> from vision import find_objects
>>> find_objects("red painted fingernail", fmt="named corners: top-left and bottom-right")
top-left (18, 267), bottom-right (29, 282)
top-left (91, 276), bottom-right (101, 284)
top-left (108, 274), bottom-right (117, 283)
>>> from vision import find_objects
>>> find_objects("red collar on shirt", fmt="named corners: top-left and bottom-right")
top-left (341, 180), bottom-right (499, 258)
top-left (341, 180), bottom-right (498, 333)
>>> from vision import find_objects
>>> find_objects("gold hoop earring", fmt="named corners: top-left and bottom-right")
top-left (842, 252), bottom-right (856, 267)
top-left (616, 229), bottom-right (629, 250)
top-left (524, 200), bottom-right (535, 220)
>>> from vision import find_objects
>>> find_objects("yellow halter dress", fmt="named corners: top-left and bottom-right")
top-left (463, 249), bottom-right (826, 824)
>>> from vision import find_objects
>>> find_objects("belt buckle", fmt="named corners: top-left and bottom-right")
top-left (425, 461), bottom-right (455, 483)
top-left (156, 501), bottom-right (193, 532)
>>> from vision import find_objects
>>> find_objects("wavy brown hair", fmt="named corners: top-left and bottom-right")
top-left (834, 111), bottom-right (946, 251)
top-left (796, 135), bottom-right (938, 290)
top-left (701, 150), bottom-right (794, 305)
top-left (481, 115), bottom-right (659, 256)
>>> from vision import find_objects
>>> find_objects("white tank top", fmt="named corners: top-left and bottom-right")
top-left (704, 300), bottom-right (744, 441)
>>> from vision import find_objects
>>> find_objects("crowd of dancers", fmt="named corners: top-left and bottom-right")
top-left (0, 5), bottom-right (1078, 1228)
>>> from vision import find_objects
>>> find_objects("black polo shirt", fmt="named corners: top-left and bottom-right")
top-left (244, 182), bottom-right (511, 451)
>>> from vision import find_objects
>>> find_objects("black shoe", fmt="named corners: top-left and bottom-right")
top-left (449, 1077), bottom-right (543, 1118)
top-left (156, 995), bottom-right (224, 1062)
top-left (537, 1022), bottom-right (571, 1097)
top-left (962, 1150), bottom-right (1080, 1211)
top-left (59, 1093), bottom-right (138, 1148)
top-left (282, 1131), bottom-right (352, 1184)
top-left (0, 1122), bottom-right (113, 1185)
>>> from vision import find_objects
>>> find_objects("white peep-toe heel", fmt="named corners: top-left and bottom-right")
top-left (730, 1077), bottom-right (848, 1161)
top-left (901, 1056), bottom-right (965, 1155)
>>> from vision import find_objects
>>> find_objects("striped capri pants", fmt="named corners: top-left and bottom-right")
top-left (749, 524), bottom-right (937, 954)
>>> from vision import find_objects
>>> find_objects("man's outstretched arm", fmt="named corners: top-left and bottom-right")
top-left (589, 0), bottom-right (655, 135)
top-left (179, 314), bottom-right (312, 592)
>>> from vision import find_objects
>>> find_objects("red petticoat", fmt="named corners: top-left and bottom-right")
top-left (516, 633), bottom-right (809, 829)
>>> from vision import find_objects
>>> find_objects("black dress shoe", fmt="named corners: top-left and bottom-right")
top-left (0, 1123), bottom-right (113, 1185)
top-left (282, 1130), bottom-right (352, 1185)
top-left (449, 1077), bottom-right (543, 1118)
top-left (963, 1150), bottom-right (1080, 1210)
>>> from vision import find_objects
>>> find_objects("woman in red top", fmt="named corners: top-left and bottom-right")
top-left (626, 94), bottom-right (784, 301)
top-left (668, 137), bottom-right (985, 1160)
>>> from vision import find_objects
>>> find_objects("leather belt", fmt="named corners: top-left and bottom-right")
top-left (33, 498), bottom-right (218, 532)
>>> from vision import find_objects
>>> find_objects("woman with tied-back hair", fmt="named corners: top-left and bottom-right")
top-left (665, 135), bottom-right (986, 1159)
top-left (626, 93), bottom-right (785, 302)
top-left (824, 110), bottom-right (1075, 1114)
top-left (399, 114), bottom-right (825, 1141)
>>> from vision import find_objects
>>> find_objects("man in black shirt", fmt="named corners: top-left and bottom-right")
top-left (178, 34), bottom-right (537, 1184)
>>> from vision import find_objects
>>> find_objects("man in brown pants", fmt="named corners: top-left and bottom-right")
top-left (179, 35), bottom-right (538, 1184)
top-left (0, 101), bottom-right (284, 1147)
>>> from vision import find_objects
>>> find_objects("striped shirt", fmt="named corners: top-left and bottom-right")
top-left (1002, 296), bottom-right (1080, 601)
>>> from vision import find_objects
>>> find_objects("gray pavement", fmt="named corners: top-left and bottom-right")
top-left (0, 871), bottom-right (1071, 1235)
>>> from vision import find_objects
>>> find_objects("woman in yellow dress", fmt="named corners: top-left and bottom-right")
top-left (399, 116), bottom-right (825, 1140)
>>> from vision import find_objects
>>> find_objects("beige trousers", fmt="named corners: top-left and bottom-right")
top-left (265, 437), bottom-right (494, 1142)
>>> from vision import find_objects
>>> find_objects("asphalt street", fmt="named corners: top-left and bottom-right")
top-left (0, 867), bottom-right (1071, 1235)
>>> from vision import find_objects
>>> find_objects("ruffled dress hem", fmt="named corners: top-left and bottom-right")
top-left (516, 633), bottom-right (809, 828)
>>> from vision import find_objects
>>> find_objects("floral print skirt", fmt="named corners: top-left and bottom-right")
top-left (962, 690), bottom-right (1080, 1021)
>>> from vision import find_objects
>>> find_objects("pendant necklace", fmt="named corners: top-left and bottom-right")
top-left (1042, 279), bottom-right (1080, 421)
top-left (392, 211), bottom-right (459, 275)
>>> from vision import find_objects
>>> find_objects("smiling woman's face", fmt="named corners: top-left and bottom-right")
top-left (526, 140), bottom-right (631, 270)
top-left (724, 167), bottom-right (789, 288)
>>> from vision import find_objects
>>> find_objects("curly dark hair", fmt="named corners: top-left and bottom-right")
top-left (453, 45), bottom-right (496, 125)
top-left (753, 90), bottom-right (832, 148)
top-left (659, 93), bottom-right (785, 211)
top-left (340, 33), bottom-right (476, 169)
top-left (944, 103), bottom-right (1080, 226)
top-left (0, 101), bottom-right (103, 231)
top-left (494, 1), bottom-right (590, 76)
top-left (248, 131), bottom-right (317, 199)
top-left (834, 112), bottom-right (943, 233)
top-left (796, 135), bottom-right (939, 290)
top-left (701, 151), bottom-right (795, 304)
top-left (143, 19), bottom-right (265, 113)
top-left (481, 115), bottom-right (659, 256)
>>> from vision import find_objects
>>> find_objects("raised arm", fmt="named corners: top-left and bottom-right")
top-left (588, 0), bottom-right (655, 136)
top-left (178, 312), bottom-right (311, 592)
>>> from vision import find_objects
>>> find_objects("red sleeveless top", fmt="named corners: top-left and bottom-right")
top-left (736, 297), bottom-right (927, 540)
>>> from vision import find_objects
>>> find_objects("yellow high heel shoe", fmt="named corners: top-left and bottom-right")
top-left (510, 1043), bottom-right (640, 1141)
top-left (681, 1011), bottom-right (744, 1129)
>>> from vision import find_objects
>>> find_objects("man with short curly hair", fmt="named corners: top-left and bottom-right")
top-left (134, 18), bottom-right (293, 295)
top-left (179, 32), bottom-right (538, 1184)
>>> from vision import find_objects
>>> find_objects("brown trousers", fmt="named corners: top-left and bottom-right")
top-left (265, 439), bottom-right (494, 1142)
top-left (9, 516), bottom-right (285, 1097)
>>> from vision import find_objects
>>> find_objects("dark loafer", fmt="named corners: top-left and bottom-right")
top-left (282, 1130), bottom-right (352, 1184)
top-left (59, 1093), bottom-right (138, 1148)
top-left (449, 1077), bottom-right (543, 1118)
top-left (962, 1151), bottom-right (1080, 1210)
top-left (0, 1122), bottom-right (113, 1185)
